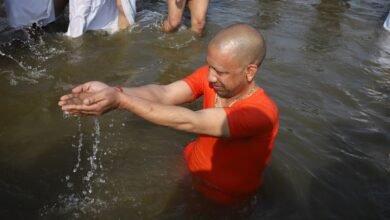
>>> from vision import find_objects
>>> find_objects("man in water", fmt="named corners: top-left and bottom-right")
top-left (4, 0), bottom-right (136, 38)
top-left (4, 0), bottom-right (68, 28)
top-left (59, 24), bottom-right (279, 205)
top-left (161, 0), bottom-right (208, 35)
top-left (65, 0), bottom-right (136, 38)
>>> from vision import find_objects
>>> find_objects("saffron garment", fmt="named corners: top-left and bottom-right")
top-left (5, 0), bottom-right (56, 28)
top-left (183, 65), bottom-right (279, 204)
top-left (66, 0), bottom-right (136, 38)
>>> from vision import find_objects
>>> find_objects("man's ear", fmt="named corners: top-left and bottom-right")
top-left (245, 64), bottom-right (258, 82)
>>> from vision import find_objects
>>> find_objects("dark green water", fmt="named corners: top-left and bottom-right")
top-left (0, 0), bottom-right (389, 219)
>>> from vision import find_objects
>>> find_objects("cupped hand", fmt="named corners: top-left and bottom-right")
top-left (59, 86), bottom-right (123, 116)
top-left (72, 81), bottom-right (110, 94)
top-left (59, 81), bottom-right (110, 106)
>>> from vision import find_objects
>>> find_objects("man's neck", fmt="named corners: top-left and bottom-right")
top-left (216, 83), bottom-right (258, 107)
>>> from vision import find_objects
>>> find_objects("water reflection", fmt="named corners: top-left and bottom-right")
top-left (305, 0), bottom-right (350, 53)
top-left (254, 0), bottom-right (281, 30)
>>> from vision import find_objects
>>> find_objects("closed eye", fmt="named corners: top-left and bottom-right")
top-left (209, 65), bottom-right (228, 75)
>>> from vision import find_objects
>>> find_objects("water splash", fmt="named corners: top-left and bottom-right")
top-left (132, 9), bottom-right (164, 32)
top-left (0, 48), bottom-right (49, 85)
top-left (0, 29), bottom-right (65, 85)
top-left (72, 117), bottom-right (83, 174)
top-left (42, 117), bottom-right (108, 218)
top-left (157, 29), bottom-right (196, 50)
top-left (83, 118), bottom-right (101, 194)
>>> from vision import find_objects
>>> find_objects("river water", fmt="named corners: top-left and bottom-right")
top-left (0, 0), bottom-right (389, 219)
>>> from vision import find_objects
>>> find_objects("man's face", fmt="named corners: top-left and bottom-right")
top-left (206, 44), bottom-right (248, 99)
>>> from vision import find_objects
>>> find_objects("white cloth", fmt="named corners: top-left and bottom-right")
top-left (122, 0), bottom-right (136, 25)
top-left (384, 11), bottom-right (390, 32)
top-left (65, 0), bottom-right (136, 38)
top-left (4, 0), bottom-right (56, 28)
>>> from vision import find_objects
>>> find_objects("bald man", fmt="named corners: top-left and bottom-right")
top-left (58, 24), bottom-right (279, 205)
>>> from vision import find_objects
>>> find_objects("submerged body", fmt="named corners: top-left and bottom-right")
top-left (65, 0), bottom-right (136, 38)
top-left (4, 0), bottom-right (58, 28)
top-left (183, 66), bottom-right (278, 204)
top-left (4, 0), bottom-right (136, 38)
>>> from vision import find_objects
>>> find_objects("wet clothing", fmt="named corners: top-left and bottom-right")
top-left (66, 0), bottom-right (136, 38)
top-left (5, 0), bottom-right (56, 28)
top-left (4, 0), bottom-right (136, 37)
top-left (183, 66), bottom-right (279, 204)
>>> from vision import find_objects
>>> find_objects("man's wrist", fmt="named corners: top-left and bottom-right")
top-left (114, 85), bottom-right (123, 93)
top-left (114, 86), bottom-right (125, 109)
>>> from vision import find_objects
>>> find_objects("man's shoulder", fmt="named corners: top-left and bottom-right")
top-left (193, 65), bottom-right (209, 75)
top-left (233, 88), bottom-right (279, 119)
top-left (241, 88), bottom-right (277, 107)
top-left (181, 65), bottom-right (210, 99)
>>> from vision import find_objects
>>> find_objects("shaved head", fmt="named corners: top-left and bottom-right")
top-left (209, 24), bottom-right (266, 67)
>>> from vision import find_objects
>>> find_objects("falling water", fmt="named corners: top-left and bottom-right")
top-left (83, 118), bottom-right (101, 195)
top-left (41, 117), bottom-right (108, 218)
top-left (72, 117), bottom-right (83, 174)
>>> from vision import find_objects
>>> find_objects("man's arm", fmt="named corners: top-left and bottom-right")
top-left (120, 80), bottom-right (194, 105)
top-left (59, 81), bottom-right (230, 137)
top-left (60, 79), bottom-right (194, 106)
top-left (118, 93), bottom-right (230, 137)
top-left (116, 0), bottom-right (130, 30)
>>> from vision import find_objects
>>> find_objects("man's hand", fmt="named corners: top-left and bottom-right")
top-left (71, 81), bottom-right (110, 94)
top-left (58, 81), bottom-right (123, 116)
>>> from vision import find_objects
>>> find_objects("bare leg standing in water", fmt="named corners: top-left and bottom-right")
top-left (117, 0), bottom-right (130, 30)
top-left (162, 0), bottom-right (208, 35)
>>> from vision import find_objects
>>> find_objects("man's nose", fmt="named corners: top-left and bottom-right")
top-left (208, 71), bottom-right (217, 83)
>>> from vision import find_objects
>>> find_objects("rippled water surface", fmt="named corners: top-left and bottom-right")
top-left (0, 0), bottom-right (389, 219)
